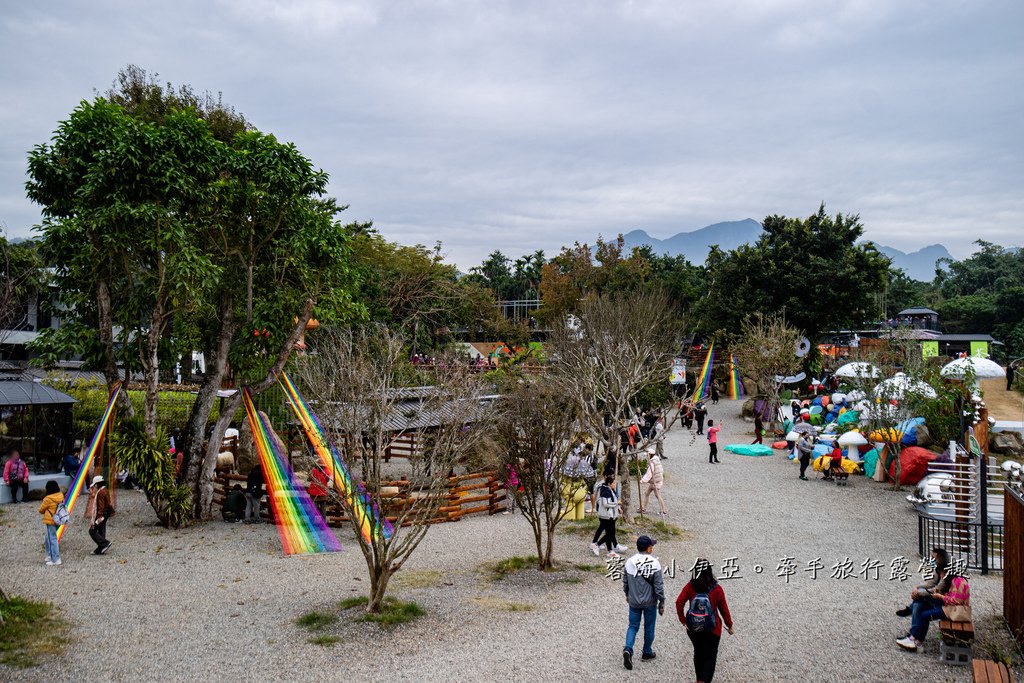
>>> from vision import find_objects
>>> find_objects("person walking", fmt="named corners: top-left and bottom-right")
top-left (796, 433), bottom-right (814, 481)
top-left (38, 480), bottom-right (64, 566)
top-left (694, 403), bottom-right (707, 435)
top-left (752, 411), bottom-right (764, 445)
top-left (676, 559), bottom-right (734, 683)
top-left (707, 420), bottom-right (721, 464)
top-left (591, 475), bottom-right (627, 557)
top-left (641, 447), bottom-right (667, 515)
top-left (245, 464), bottom-right (264, 524)
top-left (653, 415), bottom-right (667, 459)
top-left (88, 476), bottom-right (114, 555)
top-left (3, 449), bottom-right (30, 503)
top-left (710, 384), bottom-right (720, 405)
top-left (622, 535), bottom-right (666, 670)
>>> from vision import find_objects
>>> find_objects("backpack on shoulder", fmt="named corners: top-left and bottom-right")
top-left (53, 502), bottom-right (70, 527)
top-left (686, 591), bottom-right (717, 632)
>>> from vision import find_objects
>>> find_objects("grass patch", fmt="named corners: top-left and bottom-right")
top-left (0, 597), bottom-right (69, 668)
top-left (635, 518), bottom-right (689, 539)
top-left (559, 576), bottom-right (586, 585)
top-left (470, 597), bottom-right (537, 612)
top-left (561, 516), bottom-right (602, 537)
top-left (307, 635), bottom-right (342, 647)
top-left (392, 569), bottom-right (443, 589)
top-left (337, 595), bottom-right (426, 627)
top-left (488, 555), bottom-right (538, 579)
top-left (295, 610), bottom-right (338, 631)
top-left (338, 596), bottom-right (369, 611)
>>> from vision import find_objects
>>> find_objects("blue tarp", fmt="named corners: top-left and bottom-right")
top-left (724, 444), bottom-right (774, 457)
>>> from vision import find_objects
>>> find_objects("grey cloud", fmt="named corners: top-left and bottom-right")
top-left (1, 0), bottom-right (1021, 269)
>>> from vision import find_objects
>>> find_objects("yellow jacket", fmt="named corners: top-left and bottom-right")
top-left (38, 492), bottom-right (64, 525)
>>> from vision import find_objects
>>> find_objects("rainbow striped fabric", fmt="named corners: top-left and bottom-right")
top-left (241, 386), bottom-right (340, 556)
top-left (280, 372), bottom-right (394, 544)
top-left (57, 383), bottom-right (122, 541)
top-left (728, 354), bottom-right (745, 400)
top-left (691, 342), bottom-right (715, 402)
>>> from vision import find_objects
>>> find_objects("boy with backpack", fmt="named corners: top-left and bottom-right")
top-left (676, 559), bottom-right (734, 683)
top-left (38, 480), bottom-right (67, 566)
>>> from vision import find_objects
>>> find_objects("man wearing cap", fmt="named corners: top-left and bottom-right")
top-left (622, 535), bottom-right (666, 670)
top-left (88, 476), bottom-right (113, 555)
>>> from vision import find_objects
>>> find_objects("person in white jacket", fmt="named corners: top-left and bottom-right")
top-left (641, 448), bottom-right (667, 515)
top-left (590, 475), bottom-right (628, 557)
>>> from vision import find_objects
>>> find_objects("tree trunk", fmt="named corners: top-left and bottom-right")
top-left (182, 296), bottom-right (235, 495)
top-left (367, 565), bottom-right (393, 614)
top-left (192, 300), bottom-right (314, 519)
top-left (96, 279), bottom-right (134, 417)
top-left (142, 298), bottom-right (165, 440)
top-left (617, 446), bottom-right (633, 522)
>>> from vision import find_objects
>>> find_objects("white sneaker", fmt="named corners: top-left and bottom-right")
top-left (53, 559), bottom-right (62, 565)
top-left (590, 543), bottom-right (600, 556)
top-left (45, 561), bottom-right (54, 566)
top-left (614, 544), bottom-right (629, 553)
top-left (895, 636), bottom-right (920, 652)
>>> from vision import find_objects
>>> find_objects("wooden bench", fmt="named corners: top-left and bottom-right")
top-left (972, 659), bottom-right (1015, 683)
top-left (939, 619), bottom-right (975, 666)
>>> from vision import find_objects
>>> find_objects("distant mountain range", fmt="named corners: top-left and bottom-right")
top-left (618, 219), bottom-right (951, 281)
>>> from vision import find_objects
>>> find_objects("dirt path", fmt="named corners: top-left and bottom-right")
top-left (980, 378), bottom-right (1024, 423)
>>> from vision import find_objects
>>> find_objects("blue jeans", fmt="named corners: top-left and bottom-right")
top-left (44, 524), bottom-right (60, 563)
top-left (910, 597), bottom-right (944, 641)
top-left (625, 604), bottom-right (658, 656)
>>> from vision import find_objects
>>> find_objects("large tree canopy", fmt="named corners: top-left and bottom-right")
top-left (25, 67), bottom-right (362, 517)
top-left (702, 204), bottom-right (890, 345)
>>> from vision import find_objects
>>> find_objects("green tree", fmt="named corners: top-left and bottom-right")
top-left (702, 204), bottom-right (890, 350)
top-left (26, 67), bottom-right (362, 518)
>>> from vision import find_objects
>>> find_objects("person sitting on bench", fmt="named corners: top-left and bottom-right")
top-left (823, 445), bottom-right (844, 480)
top-left (897, 550), bottom-right (966, 652)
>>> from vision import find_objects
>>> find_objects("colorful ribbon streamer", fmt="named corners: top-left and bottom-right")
top-left (279, 372), bottom-right (394, 543)
top-left (241, 386), bottom-right (340, 555)
top-left (728, 354), bottom-right (744, 400)
top-left (57, 383), bottom-right (121, 541)
top-left (691, 342), bottom-right (715, 402)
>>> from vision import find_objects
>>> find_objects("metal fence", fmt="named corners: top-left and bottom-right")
top-left (917, 512), bottom-right (1004, 574)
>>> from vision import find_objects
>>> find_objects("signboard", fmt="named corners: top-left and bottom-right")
top-left (670, 358), bottom-right (686, 385)
top-left (921, 341), bottom-right (939, 358)
top-left (970, 341), bottom-right (989, 358)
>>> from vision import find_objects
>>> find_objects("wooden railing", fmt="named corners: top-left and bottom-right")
top-left (212, 470), bottom-right (507, 528)
top-left (1005, 485), bottom-right (1024, 646)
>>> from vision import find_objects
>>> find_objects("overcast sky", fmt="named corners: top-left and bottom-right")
top-left (2, 0), bottom-right (1021, 268)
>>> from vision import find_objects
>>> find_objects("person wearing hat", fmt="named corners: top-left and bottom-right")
top-left (622, 535), bottom-right (665, 670)
top-left (88, 475), bottom-right (114, 555)
top-left (641, 447), bottom-right (667, 516)
top-left (694, 403), bottom-right (707, 435)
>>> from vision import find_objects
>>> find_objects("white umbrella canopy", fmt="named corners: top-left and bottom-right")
top-left (873, 373), bottom-right (938, 400)
top-left (835, 362), bottom-right (881, 379)
top-left (941, 356), bottom-right (1006, 380)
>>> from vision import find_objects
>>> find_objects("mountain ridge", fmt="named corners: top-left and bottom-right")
top-left (616, 219), bottom-right (950, 281)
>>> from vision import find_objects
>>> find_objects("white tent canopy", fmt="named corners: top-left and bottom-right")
top-left (835, 362), bottom-right (880, 379)
top-left (873, 373), bottom-right (938, 400)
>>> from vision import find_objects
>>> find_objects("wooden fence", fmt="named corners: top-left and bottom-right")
top-left (1005, 485), bottom-right (1024, 645)
top-left (212, 470), bottom-right (507, 527)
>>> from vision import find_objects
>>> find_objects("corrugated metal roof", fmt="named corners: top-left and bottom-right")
top-left (936, 334), bottom-right (997, 342)
top-left (897, 308), bottom-right (938, 316)
top-left (0, 379), bottom-right (76, 406)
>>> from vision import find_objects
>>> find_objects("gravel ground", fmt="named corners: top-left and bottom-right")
top-left (2, 398), bottom-right (1017, 682)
